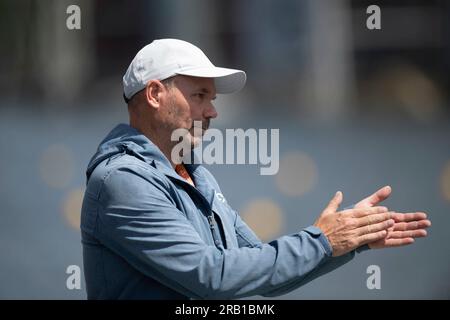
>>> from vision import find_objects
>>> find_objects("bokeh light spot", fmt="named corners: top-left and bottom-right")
top-left (39, 144), bottom-right (75, 189)
top-left (441, 160), bottom-right (450, 203)
top-left (241, 198), bottom-right (284, 241)
top-left (275, 152), bottom-right (318, 197)
top-left (62, 187), bottom-right (85, 230)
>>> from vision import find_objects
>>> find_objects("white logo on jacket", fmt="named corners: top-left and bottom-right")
top-left (215, 192), bottom-right (226, 203)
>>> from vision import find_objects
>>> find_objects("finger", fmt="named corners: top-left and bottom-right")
top-left (324, 191), bottom-right (343, 214)
top-left (382, 238), bottom-right (415, 248)
top-left (393, 220), bottom-right (431, 231)
top-left (345, 206), bottom-right (389, 218)
top-left (388, 229), bottom-right (427, 239)
top-left (355, 212), bottom-right (393, 228)
top-left (361, 185), bottom-right (392, 207)
top-left (358, 230), bottom-right (387, 246)
top-left (357, 219), bottom-right (394, 236)
top-left (392, 212), bottom-right (428, 223)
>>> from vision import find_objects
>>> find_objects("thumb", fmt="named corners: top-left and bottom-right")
top-left (324, 191), bottom-right (343, 214)
top-left (355, 185), bottom-right (392, 208)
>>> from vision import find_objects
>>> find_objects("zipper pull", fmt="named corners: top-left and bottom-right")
top-left (207, 215), bottom-right (215, 229)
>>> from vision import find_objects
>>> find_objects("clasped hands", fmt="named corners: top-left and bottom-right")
top-left (314, 186), bottom-right (431, 257)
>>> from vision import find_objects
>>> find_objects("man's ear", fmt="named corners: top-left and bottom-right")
top-left (145, 80), bottom-right (165, 108)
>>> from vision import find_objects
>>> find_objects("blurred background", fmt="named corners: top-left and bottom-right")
top-left (0, 0), bottom-right (449, 299)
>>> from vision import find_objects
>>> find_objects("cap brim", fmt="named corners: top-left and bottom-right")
top-left (176, 66), bottom-right (246, 94)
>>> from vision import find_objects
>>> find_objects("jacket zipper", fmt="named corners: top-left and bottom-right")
top-left (207, 215), bottom-right (215, 230)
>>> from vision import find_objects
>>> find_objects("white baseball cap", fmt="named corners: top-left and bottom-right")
top-left (122, 38), bottom-right (247, 101)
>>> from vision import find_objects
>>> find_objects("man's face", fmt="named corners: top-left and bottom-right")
top-left (163, 75), bottom-right (218, 148)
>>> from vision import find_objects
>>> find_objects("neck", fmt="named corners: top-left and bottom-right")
top-left (130, 121), bottom-right (177, 169)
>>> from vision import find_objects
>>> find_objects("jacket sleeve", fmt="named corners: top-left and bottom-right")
top-left (95, 165), bottom-right (351, 299)
top-left (233, 212), bottom-right (356, 297)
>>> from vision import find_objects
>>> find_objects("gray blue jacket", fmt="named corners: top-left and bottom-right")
top-left (81, 124), bottom-right (360, 299)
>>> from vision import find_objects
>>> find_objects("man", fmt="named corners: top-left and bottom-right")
top-left (81, 39), bottom-right (431, 299)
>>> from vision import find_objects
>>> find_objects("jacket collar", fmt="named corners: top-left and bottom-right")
top-left (88, 123), bottom-right (217, 207)
top-left (121, 126), bottom-right (216, 207)
top-left (152, 155), bottom-right (217, 207)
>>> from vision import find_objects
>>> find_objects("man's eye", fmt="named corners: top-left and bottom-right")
top-left (194, 93), bottom-right (205, 99)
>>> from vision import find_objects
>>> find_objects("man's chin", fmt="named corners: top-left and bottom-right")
top-left (187, 130), bottom-right (204, 148)
top-left (190, 138), bottom-right (202, 149)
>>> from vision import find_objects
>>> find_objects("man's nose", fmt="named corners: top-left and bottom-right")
top-left (204, 102), bottom-right (218, 119)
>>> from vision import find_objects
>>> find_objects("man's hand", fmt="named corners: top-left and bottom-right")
top-left (354, 186), bottom-right (431, 249)
top-left (314, 192), bottom-right (394, 257)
